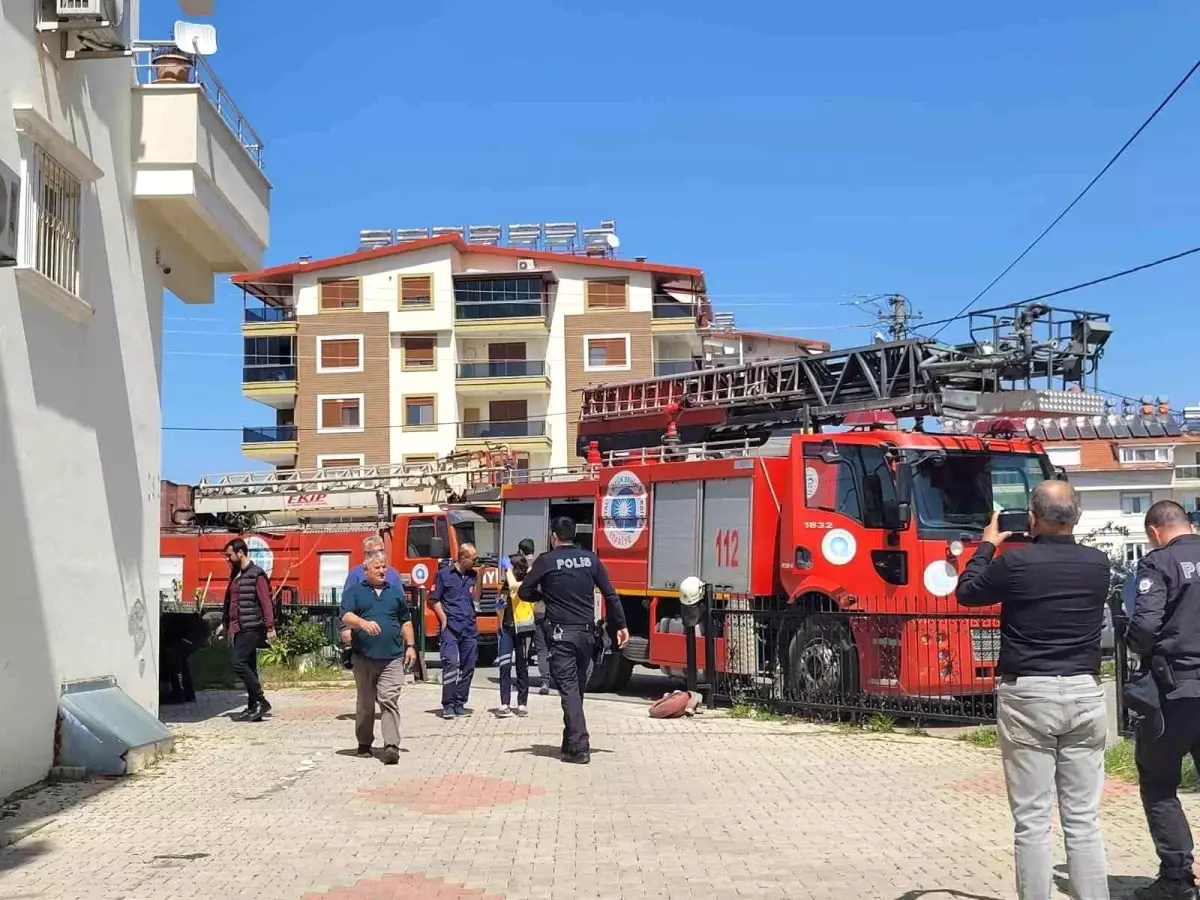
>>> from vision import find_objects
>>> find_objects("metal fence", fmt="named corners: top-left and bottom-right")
top-left (699, 589), bottom-right (1003, 724)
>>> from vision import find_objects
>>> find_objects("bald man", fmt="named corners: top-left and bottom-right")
top-left (958, 479), bottom-right (1112, 900)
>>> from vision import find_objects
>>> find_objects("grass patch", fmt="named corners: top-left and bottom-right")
top-left (1105, 738), bottom-right (1200, 787)
top-left (1100, 659), bottom-right (1116, 679)
top-left (959, 726), bottom-right (999, 749)
top-left (260, 662), bottom-right (349, 688)
top-left (729, 702), bottom-right (753, 719)
top-left (865, 714), bottom-right (896, 734)
top-left (187, 643), bottom-right (350, 691)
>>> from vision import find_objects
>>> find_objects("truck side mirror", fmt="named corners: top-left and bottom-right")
top-left (893, 462), bottom-right (913, 528)
top-left (1054, 466), bottom-right (1067, 481)
top-left (428, 536), bottom-right (447, 560)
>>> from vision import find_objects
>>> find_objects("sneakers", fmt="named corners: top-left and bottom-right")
top-left (496, 706), bottom-right (514, 718)
top-left (249, 698), bottom-right (272, 722)
top-left (1134, 879), bottom-right (1199, 900)
top-left (441, 706), bottom-right (457, 720)
top-left (538, 685), bottom-right (551, 696)
top-left (515, 705), bottom-right (529, 717)
top-left (454, 706), bottom-right (472, 717)
top-left (233, 702), bottom-right (257, 722)
top-left (563, 750), bottom-right (591, 765)
top-left (356, 744), bottom-right (373, 758)
top-left (381, 745), bottom-right (400, 765)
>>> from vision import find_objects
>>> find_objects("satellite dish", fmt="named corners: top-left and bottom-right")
top-left (605, 233), bottom-right (620, 249)
top-left (178, 0), bottom-right (214, 15)
top-left (174, 21), bottom-right (218, 55)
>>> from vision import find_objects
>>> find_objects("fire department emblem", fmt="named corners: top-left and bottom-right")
top-left (805, 466), bottom-right (819, 500)
top-left (602, 470), bottom-right (647, 550)
top-left (245, 535), bottom-right (274, 577)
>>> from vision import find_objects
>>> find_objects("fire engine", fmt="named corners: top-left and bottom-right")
top-left (496, 302), bottom-right (1115, 696)
top-left (159, 450), bottom-right (514, 654)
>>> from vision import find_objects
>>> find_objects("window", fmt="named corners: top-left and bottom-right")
top-left (1120, 446), bottom-right (1172, 464)
top-left (489, 399), bottom-right (528, 422)
top-left (584, 334), bottom-right (631, 372)
top-left (404, 396), bottom-right (436, 430)
top-left (1121, 492), bottom-right (1152, 516)
top-left (911, 452), bottom-right (1049, 534)
top-left (27, 146), bottom-right (82, 296)
top-left (400, 275), bottom-right (433, 309)
top-left (316, 335), bottom-right (363, 373)
top-left (318, 552), bottom-right (351, 602)
top-left (316, 454), bottom-right (364, 468)
top-left (402, 335), bottom-right (437, 370)
top-left (243, 336), bottom-right (296, 382)
top-left (804, 444), bottom-right (897, 529)
top-left (453, 276), bottom-right (544, 319)
top-left (586, 279), bottom-right (628, 311)
top-left (319, 278), bottom-right (361, 311)
top-left (406, 516), bottom-right (450, 558)
top-left (403, 454), bottom-right (437, 471)
top-left (1124, 542), bottom-right (1151, 565)
top-left (317, 395), bottom-right (363, 433)
top-left (1045, 446), bottom-right (1081, 468)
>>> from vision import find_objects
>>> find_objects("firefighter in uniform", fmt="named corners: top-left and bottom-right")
top-left (1127, 500), bottom-right (1200, 900)
top-left (518, 516), bottom-right (628, 764)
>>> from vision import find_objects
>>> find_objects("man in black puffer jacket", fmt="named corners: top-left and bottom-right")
top-left (219, 538), bottom-right (276, 721)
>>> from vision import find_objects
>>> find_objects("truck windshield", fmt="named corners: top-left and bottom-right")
top-left (451, 512), bottom-right (500, 563)
top-left (913, 452), bottom-right (1050, 534)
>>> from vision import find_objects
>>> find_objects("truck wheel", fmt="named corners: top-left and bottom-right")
top-left (477, 644), bottom-right (497, 667)
top-left (785, 616), bottom-right (859, 700)
top-left (609, 656), bottom-right (635, 692)
top-left (586, 651), bottom-right (618, 692)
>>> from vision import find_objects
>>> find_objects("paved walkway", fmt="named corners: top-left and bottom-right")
top-left (0, 669), bottom-right (1192, 900)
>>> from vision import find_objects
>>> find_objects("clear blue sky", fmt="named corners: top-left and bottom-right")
top-left (157, 0), bottom-right (1200, 483)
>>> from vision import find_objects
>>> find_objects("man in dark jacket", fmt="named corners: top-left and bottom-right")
top-left (218, 538), bottom-right (276, 721)
top-left (1126, 500), bottom-right (1200, 900)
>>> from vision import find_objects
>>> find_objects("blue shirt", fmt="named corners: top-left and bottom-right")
top-left (344, 564), bottom-right (403, 597)
top-left (431, 564), bottom-right (478, 634)
top-left (340, 580), bottom-right (412, 660)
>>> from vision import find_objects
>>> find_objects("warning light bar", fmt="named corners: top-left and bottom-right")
top-left (844, 410), bottom-right (899, 429)
top-left (944, 389), bottom-right (1107, 420)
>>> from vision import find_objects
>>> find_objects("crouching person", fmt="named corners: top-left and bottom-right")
top-left (340, 551), bottom-right (418, 764)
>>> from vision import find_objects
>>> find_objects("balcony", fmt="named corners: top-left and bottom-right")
top-left (458, 419), bottom-right (550, 449)
top-left (241, 425), bottom-right (298, 466)
top-left (454, 300), bottom-right (549, 335)
top-left (131, 43), bottom-right (271, 304)
top-left (243, 302), bottom-right (296, 334)
top-left (456, 360), bottom-right (551, 393)
top-left (242, 364), bottom-right (296, 409)
top-left (654, 359), bottom-right (697, 377)
top-left (652, 295), bottom-right (702, 331)
top-left (1175, 465), bottom-right (1200, 484)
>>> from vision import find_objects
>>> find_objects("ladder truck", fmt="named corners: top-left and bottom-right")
top-left (496, 302), bottom-right (1114, 698)
top-left (159, 449), bottom-right (515, 656)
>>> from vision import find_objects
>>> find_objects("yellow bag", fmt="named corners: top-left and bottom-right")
top-left (512, 596), bottom-right (536, 632)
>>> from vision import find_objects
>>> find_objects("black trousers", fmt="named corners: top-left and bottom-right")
top-left (1135, 695), bottom-right (1200, 883)
top-left (231, 627), bottom-right (266, 703)
top-left (548, 625), bottom-right (596, 754)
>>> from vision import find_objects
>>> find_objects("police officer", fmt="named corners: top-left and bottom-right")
top-left (518, 516), bottom-right (628, 764)
top-left (1127, 500), bottom-right (1200, 900)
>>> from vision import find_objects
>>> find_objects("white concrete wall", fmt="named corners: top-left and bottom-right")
top-left (1070, 469), bottom-right (1177, 560)
top-left (0, 2), bottom-right (165, 797)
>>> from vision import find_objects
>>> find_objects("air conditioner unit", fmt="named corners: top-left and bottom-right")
top-left (516, 258), bottom-right (536, 271)
top-left (0, 159), bottom-right (20, 267)
top-left (55, 0), bottom-right (116, 19)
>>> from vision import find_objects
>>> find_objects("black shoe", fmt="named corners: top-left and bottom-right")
top-left (454, 706), bottom-right (472, 717)
top-left (356, 744), bottom-right (373, 758)
top-left (249, 698), bottom-right (272, 722)
top-left (539, 685), bottom-right (551, 696)
top-left (1135, 879), bottom-right (1199, 900)
top-left (563, 750), bottom-right (591, 765)
top-left (381, 745), bottom-right (400, 765)
top-left (233, 703), bottom-right (257, 721)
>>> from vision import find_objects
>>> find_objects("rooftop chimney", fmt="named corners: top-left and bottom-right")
top-left (298, 255), bottom-right (312, 264)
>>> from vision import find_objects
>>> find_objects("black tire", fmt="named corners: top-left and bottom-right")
top-left (586, 649), bottom-right (618, 692)
top-left (609, 656), bottom-right (635, 692)
top-left (476, 643), bottom-right (498, 668)
top-left (785, 615), bottom-right (859, 701)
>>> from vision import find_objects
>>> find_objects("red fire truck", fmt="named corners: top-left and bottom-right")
top-left (497, 302), bottom-right (1114, 696)
top-left (159, 453), bottom-right (512, 653)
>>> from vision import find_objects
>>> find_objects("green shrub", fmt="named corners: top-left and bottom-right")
top-left (260, 615), bottom-right (331, 667)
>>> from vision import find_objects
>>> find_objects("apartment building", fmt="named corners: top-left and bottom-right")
top-left (235, 223), bottom-right (827, 474)
top-left (1029, 402), bottom-right (1200, 564)
top-left (0, 2), bottom-right (270, 795)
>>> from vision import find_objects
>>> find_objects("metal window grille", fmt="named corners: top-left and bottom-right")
top-left (30, 146), bottom-right (81, 296)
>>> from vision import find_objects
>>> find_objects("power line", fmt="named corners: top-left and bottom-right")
top-left (931, 57), bottom-right (1200, 338)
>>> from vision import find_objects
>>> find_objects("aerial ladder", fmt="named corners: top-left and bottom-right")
top-left (576, 302), bottom-right (1116, 457)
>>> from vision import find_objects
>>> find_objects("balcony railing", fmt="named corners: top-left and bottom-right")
top-left (455, 301), bottom-right (546, 321)
top-left (242, 364), bottom-right (297, 383)
top-left (1176, 465), bottom-right (1200, 480)
top-left (459, 420), bottom-right (547, 439)
top-left (654, 359), bottom-right (697, 377)
top-left (652, 295), bottom-right (699, 320)
top-left (132, 42), bottom-right (265, 169)
top-left (457, 361), bottom-right (546, 379)
top-left (243, 425), bottom-right (297, 444)
top-left (244, 304), bottom-right (296, 324)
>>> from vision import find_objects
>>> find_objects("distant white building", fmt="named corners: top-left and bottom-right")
top-left (0, 2), bottom-right (270, 796)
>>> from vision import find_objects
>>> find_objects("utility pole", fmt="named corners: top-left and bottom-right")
top-left (884, 294), bottom-right (919, 340)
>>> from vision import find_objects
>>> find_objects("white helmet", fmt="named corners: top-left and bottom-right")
top-left (679, 575), bottom-right (705, 606)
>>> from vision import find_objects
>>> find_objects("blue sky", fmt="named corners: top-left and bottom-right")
top-left (156, 1), bottom-right (1200, 483)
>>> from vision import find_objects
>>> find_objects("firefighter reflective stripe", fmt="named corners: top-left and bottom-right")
top-left (700, 478), bottom-right (752, 593)
top-left (501, 499), bottom-right (549, 557)
top-left (650, 480), bottom-right (701, 590)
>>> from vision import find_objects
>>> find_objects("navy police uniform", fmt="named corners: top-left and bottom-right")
top-left (518, 544), bottom-right (625, 758)
top-left (1127, 533), bottom-right (1200, 889)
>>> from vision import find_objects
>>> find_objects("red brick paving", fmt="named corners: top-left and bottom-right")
top-left (355, 773), bottom-right (545, 814)
top-left (301, 873), bottom-right (503, 899)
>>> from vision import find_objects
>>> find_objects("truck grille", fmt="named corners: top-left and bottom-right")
top-left (475, 589), bottom-right (500, 615)
top-left (970, 627), bottom-right (1001, 663)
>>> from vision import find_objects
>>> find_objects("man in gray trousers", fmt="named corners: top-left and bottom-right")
top-left (958, 480), bottom-right (1112, 900)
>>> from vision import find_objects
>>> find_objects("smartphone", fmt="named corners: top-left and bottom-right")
top-left (997, 509), bottom-right (1029, 536)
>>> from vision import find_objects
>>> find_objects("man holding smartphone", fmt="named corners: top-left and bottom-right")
top-left (957, 479), bottom-right (1112, 900)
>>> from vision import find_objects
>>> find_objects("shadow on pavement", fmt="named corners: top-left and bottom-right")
top-left (159, 691), bottom-right (249, 724)
top-left (1, 778), bottom-right (116, 865)
top-left (505, 745), bottom-right (614, 759)
top-left (894, 891), bottom-right (1004, 900)
top-left (1053, 866), bottom-right (1154, 899)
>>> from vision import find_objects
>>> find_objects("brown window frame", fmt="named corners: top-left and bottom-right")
top-left (402, 395), bottom-right (437, 431)
top-left (317, 394), bottom-right (364, 432)
top-left (585, 278), bottom-right (628, 312)
top-left (399, 274), bottom-right (434, 310)
top-left (316, 335), bottom-right (363, 372)
top-left (318, 277), bottom-right (362, 312)
top-left (316, 454), bottom-right (365, 469)
top-left (403, 454), bottom-right (438, 471)
top-left (584, 334), bottom-right (630, 371)
top-left (402, 334), bottom-right (437, 371)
